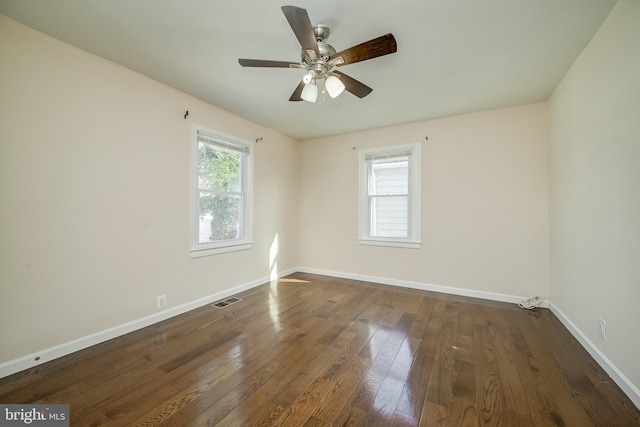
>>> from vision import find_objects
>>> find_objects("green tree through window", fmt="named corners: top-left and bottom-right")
top-left (197, 139), bottom-right (246, 243)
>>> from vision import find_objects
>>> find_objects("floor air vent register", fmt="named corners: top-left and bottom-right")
top-left (211, 297), bottom-right (242, 309)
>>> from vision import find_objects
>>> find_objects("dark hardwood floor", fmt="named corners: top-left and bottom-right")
top-left (1, 273), bottom-right (639, 426)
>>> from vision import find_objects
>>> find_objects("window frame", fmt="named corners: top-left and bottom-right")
top-left (358, 143), bottom-right (421, 249)
top-left (191, 125), bottom-right (253, 258)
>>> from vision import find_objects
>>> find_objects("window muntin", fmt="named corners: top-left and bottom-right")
top-left (193, 127), bottom-right (252, 256)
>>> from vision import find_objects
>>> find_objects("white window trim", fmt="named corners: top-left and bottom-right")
top-left (358, 143), bottom-right (421, 249)
top-left (191, 124), bottom-right (253, 258)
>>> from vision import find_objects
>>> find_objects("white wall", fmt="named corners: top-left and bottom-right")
top-left (0, 15), bottom-right (298, 365)
top-left (298, 103), bottom-right (550, 300)
top-left (549, 0), bottom-right (640, 392)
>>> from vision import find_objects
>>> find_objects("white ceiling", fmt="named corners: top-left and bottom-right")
top-left (0, 0), bottom-right (616, 140)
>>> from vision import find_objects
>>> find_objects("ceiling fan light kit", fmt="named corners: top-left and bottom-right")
top-left (238, 5), bottom-right (397, 103)
top-left (325, 75), bottom-right (345, 99)
top-left (301, 82), bottom-right (318, 103)
top-left (302, 70), bottom-right (315, 84)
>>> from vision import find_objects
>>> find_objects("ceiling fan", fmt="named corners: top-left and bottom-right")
top-left (238, 5), bottom-right (397, 103)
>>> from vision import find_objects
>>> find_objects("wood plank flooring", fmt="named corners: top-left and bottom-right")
top-left (1, 273), bottom-right (639, 426)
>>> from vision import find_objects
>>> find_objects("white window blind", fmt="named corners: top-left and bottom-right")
top-left (364, 149), bottom-right (413, 161)
top-left (197, 131), bottom-right (250, 154)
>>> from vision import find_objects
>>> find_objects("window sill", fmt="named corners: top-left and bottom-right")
top-left (358, 239), bottom-right (421, 249)
top-left (190, 242), bottom-right (252, 258)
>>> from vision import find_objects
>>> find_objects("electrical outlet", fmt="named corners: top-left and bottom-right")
top-left (598, 318), bottom-right (606, 340)
top-left (157, 294), bottom-right (167, 309)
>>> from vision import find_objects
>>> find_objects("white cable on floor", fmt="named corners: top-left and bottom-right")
top-left (518, 295), bottom-right (542, 309)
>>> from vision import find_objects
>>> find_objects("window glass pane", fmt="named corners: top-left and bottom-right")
top-left (359, 144), bottom-right (420, 247)
top-left (371, 157), bottom-right (408, 195)
top-left (370, 195), bottom-right (408, 238)
top-left (198, 192), bottom-right (241, 243)
top-left (198, 142), bottom-right (242, 192)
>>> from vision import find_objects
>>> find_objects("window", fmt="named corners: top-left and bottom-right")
top-left (359, 143), bottom-right (421, 248)
top-left (192, 126), bottom-right (253, 257)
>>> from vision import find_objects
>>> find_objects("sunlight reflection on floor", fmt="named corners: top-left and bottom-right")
top-left (269, 234), bottom-right (281, 332)
top-left (278, 278), bottom-right (311, 283)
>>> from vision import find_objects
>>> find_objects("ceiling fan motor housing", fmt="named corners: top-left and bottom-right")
top-left (301, 26), bottom-right (336, 79)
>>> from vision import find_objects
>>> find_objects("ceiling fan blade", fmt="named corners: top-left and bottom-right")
top-left (289, 80), bottom-right (305, 102)
top-left (333, 71), bottom-right (373, 98)
top-left (281, 6), bottom-right (320, 57)
top-left (329, 33), bottom-right (397, 66)
top-left (238, 59), bottom-right (300, 68)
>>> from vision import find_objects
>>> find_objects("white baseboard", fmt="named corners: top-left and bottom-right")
top-left (549, 302), bottom-right (640, 409)
top-left (0, 267), bottom-right (296, 380)
top-left (297, 266), bottom-right (549, 307)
